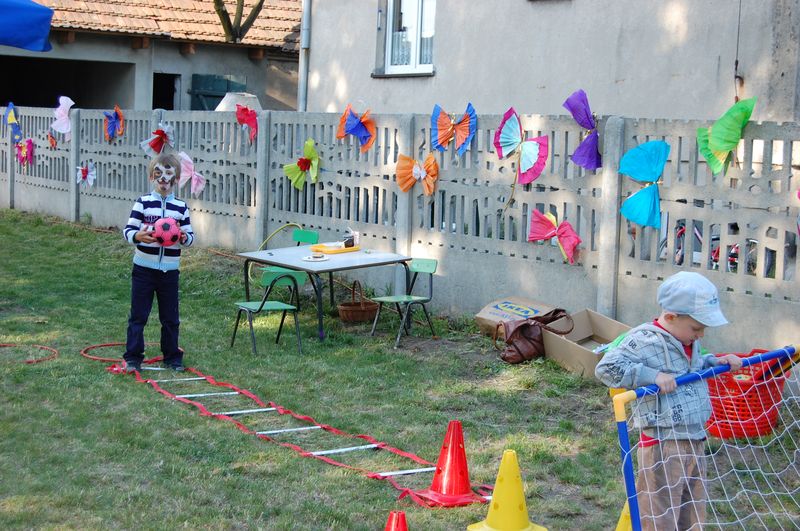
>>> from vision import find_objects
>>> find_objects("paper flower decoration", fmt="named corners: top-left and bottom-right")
top-left (47, 132), bottom-right (57, 149)
top-left (4, 102), bottom-right (23, 143)
top-left (50, 96), bottom-right (74, 141)
top-left (15, 139), bottom-right (34, 166)
top-left (493, 107), bottom-right (548, 209)
top-left (336, 104), bottom-right (376, 153)
top-left (140, 122), bottom-right (174, 157)
top-left (284, 138), bottom-right (320, 191)
top-left (619, 140), bottom-right (670, 229)
top-left (235, 104), bottom-right (258, 144)
top-left (76, 162), bottom-right (96, 187)
top-left (563, 89), bottom-right (601, 171)
top-left (396, 153), bottom-right (439, 196)
top-left (528, 210), bottom-right (582, 264)
top-left (494, 108), bottom-right (549, 184)
top-left (103, 105), bottom-right (125, 142)
top-left (697, 97), bottom-right (756, 175)
top-left (178, 151), bottom-right (206, 197)
top-left (431, 103), bottom-right (477, 156)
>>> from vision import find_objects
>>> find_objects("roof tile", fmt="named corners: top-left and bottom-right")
top-left (43, 0), bottom-right (301, 51)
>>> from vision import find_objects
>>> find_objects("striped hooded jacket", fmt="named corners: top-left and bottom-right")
top-left (123, 191), bottom-right (194, 271)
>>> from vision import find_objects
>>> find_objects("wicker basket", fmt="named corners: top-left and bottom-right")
top-left (337, 280), bottom-right (379, 323)
top-left (706, 350), bottom-right (788, 439)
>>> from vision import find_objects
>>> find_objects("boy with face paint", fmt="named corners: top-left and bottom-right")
top-left (122, 153), bottom-right (195, 372)
top-left (595, 272), bottom-right (742, 530)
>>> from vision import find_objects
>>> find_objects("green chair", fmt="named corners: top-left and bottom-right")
top-left (290, 228), bottom-right (320, 246)
top-left (260, 228), bottom-right (330, 298)
top-left (231, 270), bottom-right (305, 355)
top-left (370, 258), bottom-right (437, 348)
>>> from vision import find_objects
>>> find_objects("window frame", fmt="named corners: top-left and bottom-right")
top-left (381, 0), bottom-right (434, 76)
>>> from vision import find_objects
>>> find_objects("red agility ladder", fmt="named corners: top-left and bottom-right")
top-left (81, 343), bottom-right (490, 508)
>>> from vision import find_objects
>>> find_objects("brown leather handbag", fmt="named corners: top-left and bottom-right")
top-left (493, 309), bottom-right (574, 364)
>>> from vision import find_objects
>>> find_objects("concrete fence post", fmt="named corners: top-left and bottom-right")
top-left (6, 133), bottom-right (14, 209)
top-left (68, 108), bottom-right (81, 222)
top-left (255, 110), bottom-right (270, 246)
top-left (393, 113), bottom-right (414, 294)
top-left (152, 109), bottom-right (164, 132)
top-left (596, 115), bottom-right (625, 318)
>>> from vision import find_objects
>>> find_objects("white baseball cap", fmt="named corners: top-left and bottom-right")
top-left (657, 271), bottom-right (728, 327)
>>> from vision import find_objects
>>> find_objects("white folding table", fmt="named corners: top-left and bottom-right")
top-left (238, 245), bottom-right (410, 340)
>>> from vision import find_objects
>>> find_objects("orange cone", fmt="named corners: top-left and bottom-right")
top-left (384, 510), bottom-right (408, 531)
top-left (411, 420), bottom-right (485, 507)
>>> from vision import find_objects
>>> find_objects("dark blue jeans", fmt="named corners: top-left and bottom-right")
top-left (124, 264), bottom-right (182, 366)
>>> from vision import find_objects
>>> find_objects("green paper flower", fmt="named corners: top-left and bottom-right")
top-left (284, 138), bottom-right (319, 190)
top-left (697, 97), bottom-right (756, 175)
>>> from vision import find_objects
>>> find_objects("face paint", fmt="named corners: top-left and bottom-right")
top-left (153, 163), bottom-right (176, 183)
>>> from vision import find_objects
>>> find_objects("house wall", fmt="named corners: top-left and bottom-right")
top-left (150, 41), bottom-right (298, 111)
top-left (305, 0), bottom-right (800, 122)
top-left (1, 34), bottom-right (298, 111)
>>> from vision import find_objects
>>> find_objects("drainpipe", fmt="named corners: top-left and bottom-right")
top-left (297, 0), bottom-right (311, 111)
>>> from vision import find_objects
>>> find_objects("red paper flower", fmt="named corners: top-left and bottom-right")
top-left (235, 105), bottom-right (258, 144)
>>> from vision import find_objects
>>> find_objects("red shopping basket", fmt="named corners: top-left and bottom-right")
top-left (706, 350), bottom-right (789, 439)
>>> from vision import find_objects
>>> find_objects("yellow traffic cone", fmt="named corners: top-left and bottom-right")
top-left (467, 449), bottom-right (547, 531)
top-left (615, 501), bottom-right (632, 531)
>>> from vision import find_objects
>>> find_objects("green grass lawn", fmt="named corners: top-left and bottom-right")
top-left (0, 209), bottom-right (623, 530)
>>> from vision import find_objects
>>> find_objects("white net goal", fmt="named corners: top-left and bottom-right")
top-left (613, 347), bottom-right (800, 530)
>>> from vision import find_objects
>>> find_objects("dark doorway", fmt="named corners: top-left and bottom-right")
top-left (153, 73), bottom-right (179, 110)
top-left (0, 55), bottom-right (134, 109)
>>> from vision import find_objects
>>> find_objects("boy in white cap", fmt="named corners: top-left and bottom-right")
top-left (595, 271), bottom-right (743, 530)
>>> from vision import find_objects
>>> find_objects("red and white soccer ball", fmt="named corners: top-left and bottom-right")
top-left (152, 217), bottom-right (181, 246)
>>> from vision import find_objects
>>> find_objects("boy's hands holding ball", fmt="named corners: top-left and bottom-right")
top-left (134, 224), bottom-right (187, 245)
top-left (135, 226), bottom-right (157, 244)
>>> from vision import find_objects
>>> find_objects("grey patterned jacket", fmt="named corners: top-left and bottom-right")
top-left (595, 323), bottom-right (724, 440)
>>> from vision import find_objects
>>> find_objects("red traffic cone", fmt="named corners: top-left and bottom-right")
top-left (384, 510), bottom-right (408, 531)
top-left (411, 420), bottom-right (485, 507)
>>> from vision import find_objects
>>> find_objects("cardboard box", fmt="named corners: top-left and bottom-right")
top-left (475, 296), bottom-right (555, 339)
top-left (542, 309), bottom-right (631, 380)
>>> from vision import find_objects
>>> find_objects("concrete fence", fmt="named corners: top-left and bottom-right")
top-left (2, 106), bottom-right (798, 352)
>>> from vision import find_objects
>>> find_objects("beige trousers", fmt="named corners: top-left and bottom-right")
top-left (637, 439), bottom-right (707, 531)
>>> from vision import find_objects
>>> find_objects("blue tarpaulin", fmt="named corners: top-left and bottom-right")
top-left (0, 0), bottom-right (54, 52)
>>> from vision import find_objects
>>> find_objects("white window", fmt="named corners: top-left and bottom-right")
top-left (385, 0), bottom-right (435, 74)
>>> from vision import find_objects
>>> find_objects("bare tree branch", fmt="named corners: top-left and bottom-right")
top-left (215, 0), bottom-right (265, 43)
top-left (233, 0), bottom-right (244, 37)
top-left (240, 0), bottom-right (266, 38)
top-left (213, 0), bottom-right (235, 42)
